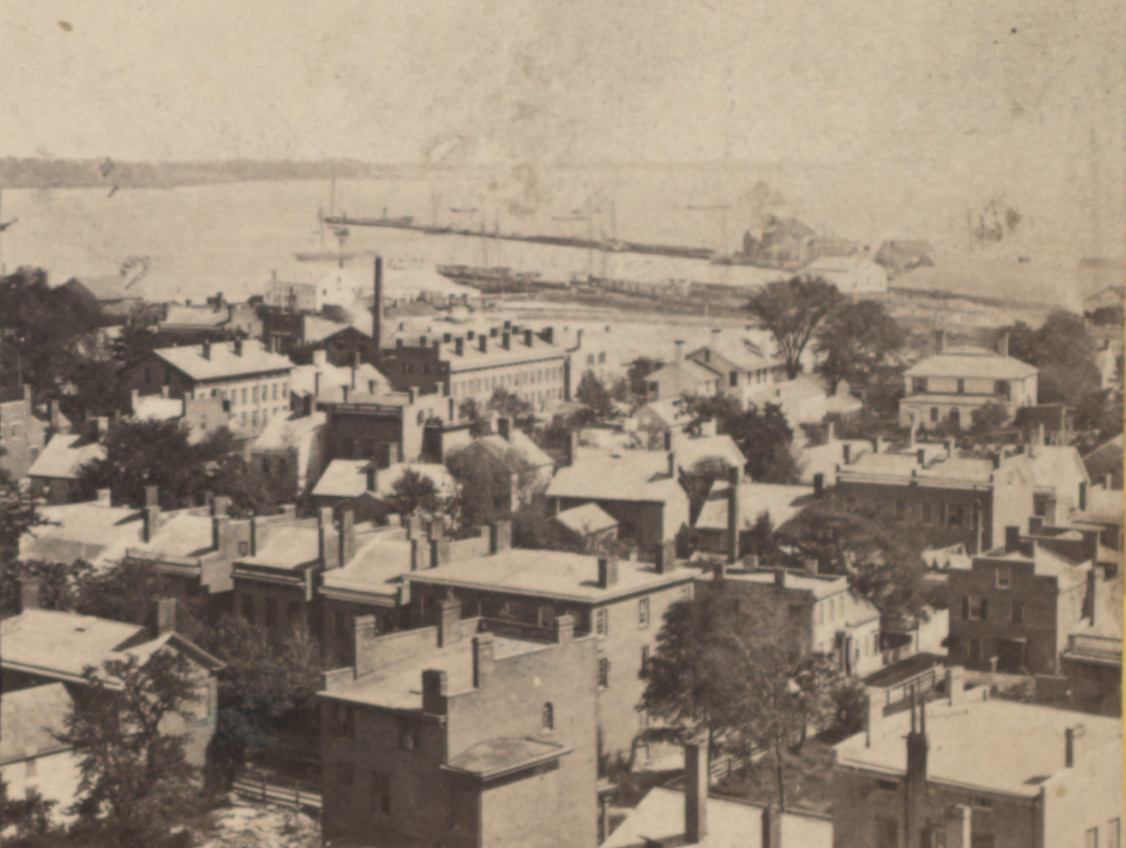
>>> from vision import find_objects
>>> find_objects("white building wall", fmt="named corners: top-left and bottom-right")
top-left (0, 750), bottom-right (82, 824)
top-left (192, 372), bottom-right (292, 434)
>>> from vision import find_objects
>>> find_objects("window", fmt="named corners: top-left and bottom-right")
top-left (541, 702), bottom-right (554, 732)
top-left (272, 383), bottom-right (279, 400)
top-left (597, 658), bottom-right (610, 689)
top-left (913, 378), bottom-right (928, 393)
top-left (640, 646), bottom-right (650, 676)
top-left (995, 380), bottom-right (1010, 398)
top-left (1108, 818), bottom-right (1120, 848)
top-left (238, 541), bottom-right (249, 557)
top-left (930, 406), bottom-right (939, 422)
top-left (996, 566), bottom-right (1011, 589)
top-left (729, 371), bottom-right (738, 387)
top-left (241, 387), bottom-right (248, 404)
top-left (956, 379), bottom-right (965, 394)
top-left (681, 586), bottom-right (693, 601)
top-left (538, 605), bottom-right (555, 628)
top-left (500, 600), bottom-right (520, 620)
top-left (638, 598), bottom-right (650, 628)
top-left (595, 609), bottom-right (609, 638)
top-left (371, 771), bottom-right (391, 815)
top-left (1088, 830), bottom-right (1101, 848)
top-left (599, 352), bottom-right (606, 364)
top-left (964, 596), bottom-right (988, 621)
top-left (948, 504), bottom-right (965, 527)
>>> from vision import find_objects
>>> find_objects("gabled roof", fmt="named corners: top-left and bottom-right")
top-left (453, 431), bottom-right (554, 472)
top-left (19, 502), bottom-right (147, 567)
top-left (153, 341), bottom-right (293, 383)
top-left (555, 503), bottom-right (619, 536)
top-left (673, 434), bottom-right (747, 475)
top-left (67, 275), bottom-right (136, 302)
top-left (696, 481), bottom-right (815, 532)
top-left (904, 350), bottom-right (1038, 380)
top-left (161, 304), bottom-right (228, 329)
top-left (647, 359), bottom-right (723, 386)
top-left (27, 432), bottom-right (105, 480)
top-left (1, 684), bottom-right (75, 765)
top-left (686, 343), bottom-right (781, 375)
top-left (127, 510), bottom-right (216, 560)
top-left (602, 785), bottom-right (832, 848)
top-left (1, 609), bottom-right (146, 683)
top-left (548, 451), bottom-right (686, 507)
top-left (289, 361), bottom-right (390, 400)
top-left (634, 399), bottom-right (694, 429)
top-left (312, 460), bottom-right (455, 501)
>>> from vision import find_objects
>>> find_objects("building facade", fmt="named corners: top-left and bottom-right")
top-left (0, 384), bottom-right (47, 482)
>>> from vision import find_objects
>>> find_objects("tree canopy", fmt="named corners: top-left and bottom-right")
top-left (575, 371), bottom-right (614, 421)
top-left (1000, 312), bottom-right (1100, 406)
top-left (814, 299), bottom-right (905, 394)
top-left (745, 276), bottom-right (845, 379)
top-left (682, 394), bottom-right (800, 483)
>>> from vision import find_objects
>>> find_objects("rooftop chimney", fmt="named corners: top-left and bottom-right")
top-left (813, 472), bottom-right (825, 497)
top-left (1065, 725), bottom-right (1085, 767)
top-left (668, 451), bottom-right (677, 479)
top-left (365, 462), bottom-right (378, 492)
top-left (20, 577), bottom-right (40, 611)
top-left (998, 332), bottom-right (1009, 358)
top-left (502, 332), bottom-right (510, 350)
top-left (917, 448), bottom-right (926, 466)
top-left (233, 338), bottom-right (243, 356)
top-left (826, 421), bottom-right (835, 444)
top-left (934, 329), bottom-right (946, 355)
top-left (455, 337), bottom-right (464, 356)
top-left (905, 691), bottom-right (929, 842)
top-left (727, 466), bottom-right (740, 564)
top-left (157, 598), bottom-right (180, 635)
top-left (684, 741), bottom-right (708, 843)
top-left (774, 569), bottom-right (786, 589)
top-left (597, 557), bottom-right (619, 589)
top-left (479, 335), bottom-right (488, 353)
top-left (525, 329), bottom-right (534, 347)
top-left (655, 540), bottom-right (676, 574)
top-left (1004, 526), bottom-right (1020, 553)
top-left (437, 597), bottom-right (462, 647)
top-left (202, 339), bottom-right (211, 360)
top-left (472, 634), bottom-right (495, 689)
top-left (842, 443), bottom-right (852, 464)
top-left (1078, 481), bottom-right (1088, 512)
top-left (761, 804), bottom-right (782, 848)
top-left (674, 340), bottom-right (685, 362)
top-left (488, 520), bottom-right (512, 555)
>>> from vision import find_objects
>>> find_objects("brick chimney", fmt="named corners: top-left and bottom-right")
top-left (142, 485), bottom-right (161, 543)
top-left (1065, 725), bottom-right (1085, 767)
top-left (421, 669), bottom-right (448, 714)
top-left (1078, 481), bottom-right (1088, 512)
top-left (202, 339), bottom-right (211, 360)
top-left (904, 692), bottom-right (929, 845)
top-left (233, 338), bottom-right (243, 357)
top-left (727, 466), bottom-right (740, 564)
top-left (472, 634), bottom-right (495, 689)
top-left (497, 416), bottom-right (511, 441)
top-left (437, 597), bottom-right (462, 647)
top-left (157, 598), bottom-right (180, 635)
top-left (998, 332), bottom-right (1009, 358)
top-left (489, 520), bottom-right (512, 555)
top-left (813, 472), bottom-right (825, 497)
top-left (454, 337), bottom-right (464, 356)
top-left (774, 569), bottom-right (787, 589)
top-left (365, 462), bottom-right (378, 493)
top-left (501, 332), bottom-right (510, 350)
top-left (684, 740), bottom-right (708, 843)
top-left (337, 509), bottom-right (355, 568)
top-left (842, 442), bottom-right (852, 464)
top-left (525, 329), bottom-right (534, 347)
top-left (20, 577), bottom-right (40, 611)
top-left (655, 540), bottom-right (677, 574)
top-left (597, 557), bottom-right (619, 588)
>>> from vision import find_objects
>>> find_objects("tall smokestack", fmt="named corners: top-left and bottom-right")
top-left (372, 256), bottom-right (383, 366)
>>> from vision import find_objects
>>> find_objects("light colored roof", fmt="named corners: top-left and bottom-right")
top-left (71, 275), bottom-right (135, 301)
top-left (635, 399), bottom-right (694, 429)
top-left (132, 396), bottom-right (185, 422)
top-left (648, 359), bottom-right (724, 386)
top-left (922, 543), bottom-right (972, 572)
top-left (1074, 486), bottom-right (1124, 526)
top-left (289, 361), bottom-right (390, 399)
top-left (237, 524), bottom-right (322, 570)
top-left (436, 336), bottom-right (567, 372)
top-left (904, 350), bottom-right (1038, 380)
top-left (321, 532), bottom-right (414, 599)
top-left (555, 503), bottom-right (619, 536)
top-left (1, 609), bottom-right (146, 682)
top-left (602, 786), bottom-right (832, 848)
top-left (128, 510), bottom-right (216, 560)
top-left (0, 684), bottom-right (75, 764)
top-left (154, 341), bottom-right (292, 383)
top-left (798, 439), bottom-right (872, 485)
top-left (161, 304), bottom-right (228, 328)
top-left (19, 502), bottom-right (146, 567)
top-left (697, 481), bottom-right (815, 531)
top-left (303, 315), bottom-right (359, 343)
top-left (445, 737), bottom-right (571, 778)
top-left (835, 698), bottom-right (1121, 796)
top-left (548, 451), bottom-right (686, 505)
top-left (312, 460), bottom-right (456, 501)
top-left (674, 434), bottom-right (747, 474)
top-left (687, 342), bottom-right (781, 374)
top-left (27, 432), bottom-right (105, 480)
top-left (408, 549), bottom-right (691, 603)
top-left (460, 431), bottom-right (554, 471)
top-left (712, 568), bottom-right (850, 600)
top-left (252, 411), bottom-right (326, 452)
top-left (843, 451), bottom-right (996, 484)
top-left (321, 633), bottom-right (548, 710)
top-left (1027, 445), bottom-right (1088, 491)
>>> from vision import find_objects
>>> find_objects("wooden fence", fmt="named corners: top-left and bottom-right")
top-left (231, 771), bottom-right (322, 816)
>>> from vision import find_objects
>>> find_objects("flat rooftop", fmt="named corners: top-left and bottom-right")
top-left (835, 698), bottom-right (1121, 796)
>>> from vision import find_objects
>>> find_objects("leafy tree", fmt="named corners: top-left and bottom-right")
top-left (59, 651), bottom-right (203, 847)
top-left (388, 468), bottom-right (444, 519)
top-left (0, 784), bottom-right (59, 846)
top-left (575, 371), bottom-right (613, 420)
top-left (745, 276), bottom-right (846, 379)
top-left (744, 512), bottom-right (779, 559)
top-left (1000, 311), bottom-right (1100, 406)
top-left (0, 559), bottom-right (97, 618)
top-left (0, 473), bottom-right (43, 570)
top-left (196, 615), bottom-right (323, 790)
top-left (486, 387), bottom-right (531, 418)
top-left (610, 376), bottom-right (631, 403)
top-left (682, 394), bottom-right (800, 483)
top-left (458, 397), bottom-right (480, 423)
top-left (626, 356), bottom-right (659, 400)
top-left (641, 587), bottom-right (843, 810)
top-left (445, 443), bottom-right (533, 533)
top-left (111, 320), bottom-right (162, 368)
top-left (814, 300), bottom-right (905, 394)
top-left (970, 401), bottom-right (1011, 435)
top-left (1074, 390), bottom-right (1124, 441)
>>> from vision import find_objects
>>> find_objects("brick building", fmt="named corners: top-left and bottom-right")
top-left (835, 443), bottom-right (1035, 555)
top-left (833, 679), bottom-right (1122, 848)
top-left (698, 563), bottom-right (883, 679)
top-left (946, 528), bottom-right (1097, 675)
top-left (405, 545), bottom-right (693, 758)
top-left (121, 339), bottom-right (293, 435)
top-left (318, 605), bottom-right (598, 848)
top-left (899, 331), bottom-right (1038, 430)
top-left (0, 384), bottom-right (47, 481)
top-left (27, 418), bottom-right (108, 505)
top-left (323, 389), bottom-right (449, 468)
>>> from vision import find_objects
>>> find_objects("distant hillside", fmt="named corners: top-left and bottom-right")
top-left (0, 158), bottom-right (395, 189)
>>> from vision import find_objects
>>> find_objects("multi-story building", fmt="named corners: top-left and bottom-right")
top-left (947, 528), bottom-right (1097, 676)
top-left (249, 409), bottom-right (328, 496)
top-left (323, 389), bottom-right (449, 467)
top-left (643, 341), bottom-right (786, 405)
top-left (833, 678), bottom-right (1123, 848)
top-left (697, 562), bottom-right (883, 679)
top-left (379, 324), bottom-right (570, 416)
top-left (121, 339), bottom-right (293, 435)
top-left (405, 545), bottom-right (692, 758)
top-left (835, 442), bottom-right (1035, 555)
top-left (0, 384), bottom-right (47, 481)
top-left (27, 418), bottom-right (108, 505)
top-left (264, 267), bottom-right (362, 312)
top-left (547, 449), bottom-right (691, 558)
top-left (318, 603), bottom-right (598, 848)
top-left (0, 683), bottom-right (80, 826)
top-left (899, 330), bottom-right (1038, 430)
top-left (1, 587), bottom-right (223, 768)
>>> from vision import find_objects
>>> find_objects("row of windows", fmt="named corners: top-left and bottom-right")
top-left (585, 352), bottom-right (607, 366)
top-left (912, 378), bottom-right (1011, 397)
top-left (962, 595), bottom-right (1023, 623)
top-left (859, 497), bottom-right (974, 528)
top-left (816, 595), bottom-right (847, 625)
top-left (451, 364), bottom-right (564, 397)
top-left (240, 593), bottom-right (304, 631)
top-left (204, 381), bottom-right (288, 406)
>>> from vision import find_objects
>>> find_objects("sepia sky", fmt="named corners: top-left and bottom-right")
top-left (1, 0), bottom-right (1123, 251)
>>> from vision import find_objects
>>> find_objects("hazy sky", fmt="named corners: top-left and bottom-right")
top-left (2, 0), bottom-right (1123, 251)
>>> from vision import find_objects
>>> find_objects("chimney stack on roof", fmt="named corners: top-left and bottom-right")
top-left (684, 740), bottom-right (708, 843)
top-left (437, 597), bottom-right (462, 647)
top-left (455, 337), bottom-right (464, 356)
top-left (497, 417), bottom-right (511, 441)
top-left (674, 340), bottom-right (685, 362)
top-left (1065, 725), bottom-right (1085, 767)
top-left (813, 472), bottom-right (825, 497)
top-left (597, 557), bottom-right (619, 589)
top-left (479, 335), bottom-right (488, 353)
top-left (727, 466), bottom-right (741, 564)
top-left (365, 462), bottom-right (378, 493)
top-left (525, 329), bottom-right (534, 347)
top-left (233, 338), bottom-right (243, 357)
top-left (667, 451), bottom-right (676, 480)
top-left (761, 804), bottom-right (782, 848)
top-left (998, 332), bottom-right (1009, 358)
top-left (202, 339), bottom-right (211, 360)
top-left (934, 329), bottom-right (946, 355)
top-left (20, 577), bottom-right (40, 611)
top-left (502, 332), bottom-right (510, 350)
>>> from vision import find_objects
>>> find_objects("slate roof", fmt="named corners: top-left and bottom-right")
top-left (602, 786), bottom-right (832, 848)
top-left (27, 432), bottom-right (105, 480)
top-left (835, 698), bottom-right (1120, 796)
top-left (0, 684), bottom-right (75, 764)
top-left (154, 341), bottom-right (292, 383)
